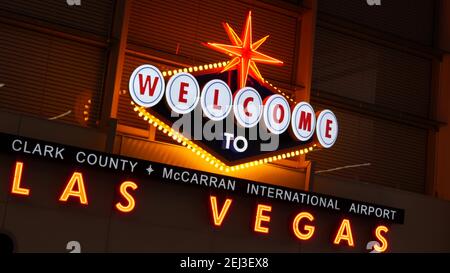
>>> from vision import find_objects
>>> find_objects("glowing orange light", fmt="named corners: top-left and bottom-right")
top-left (131, 71), bottom-right (317, 172)
top-left (374, 225), bottom-right (389, 252)
top-left (59, 172), bottom-right (88, 205)
top-left (11, 161), bottom-right (30, 196)
top-left (292, 212), bottom-right (315, 240)
top-left (333, 219), bottom-right (355, 247)
top-left (115, 181), bottom-right (138, 213)
top-left (209, 196), bottom-right (233, 226)
top-left (254, 204), bottom-right (272, 234)
top-left (206, 11), bottom-right (283, 89)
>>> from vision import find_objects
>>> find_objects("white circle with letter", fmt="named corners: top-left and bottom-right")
top-left (165, 72), bottom-right (200, 114)
top-left (233, 87), bottom-right (262, 128)
top-left (200, 79), bottom-right (232, 121)
top-left (129, 64), bottom-right (165, 108)
top-left (316, 109), bottom-right (338, 148)
top-left (263, 94), bottom-right (291, 135)
top-left (291, 102), bottom-right (316, 141)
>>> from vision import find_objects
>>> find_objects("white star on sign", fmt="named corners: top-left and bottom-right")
top-left (146, 165), bottom-right (154, 175)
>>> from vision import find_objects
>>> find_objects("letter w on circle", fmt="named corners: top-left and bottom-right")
top-left (210, 196), bottom-right (233, 226)
top-left (139, 74), bottom-right (159, 96)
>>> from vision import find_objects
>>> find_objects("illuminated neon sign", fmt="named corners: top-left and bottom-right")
top-left (2, 133), bottom-right (402, 252)
top-left (7, 160), bottom-right (389, 251)
top-left (128, 11), bottom-right (338, 171)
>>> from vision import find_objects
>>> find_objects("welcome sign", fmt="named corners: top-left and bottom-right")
top-left (128, 11), bottom-right (338, 170)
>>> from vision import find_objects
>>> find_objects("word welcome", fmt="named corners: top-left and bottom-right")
top-left (129, 65), bottom-right (338, 149)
